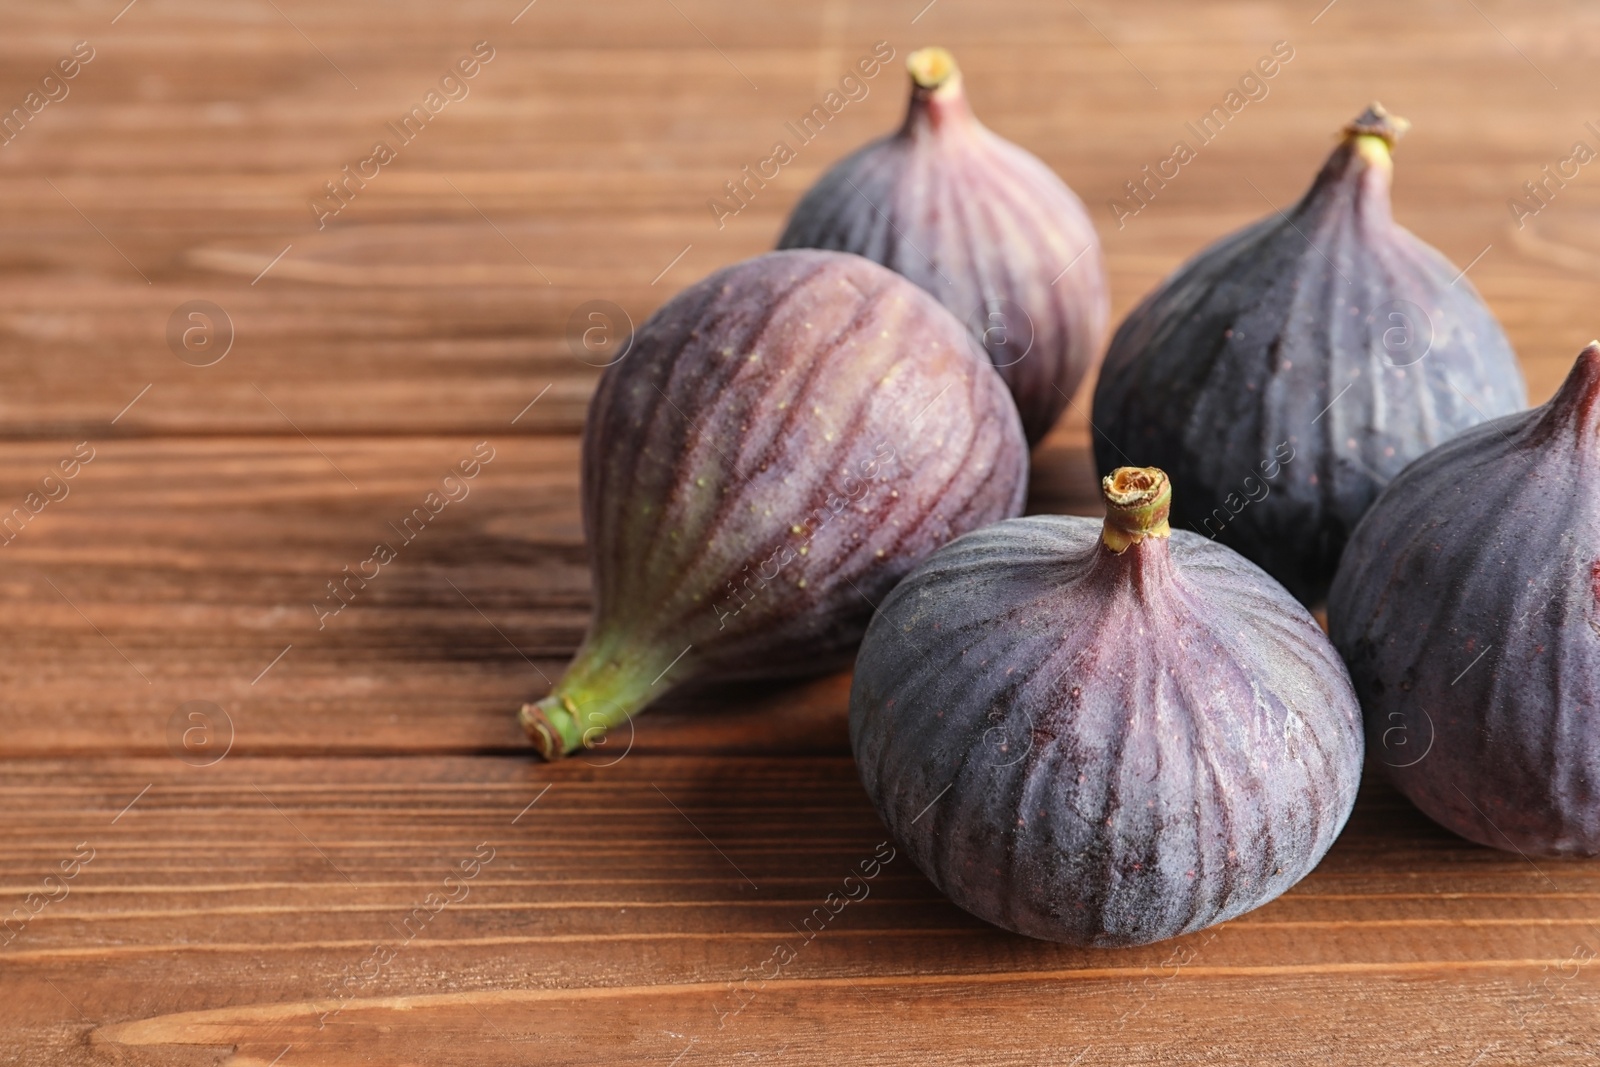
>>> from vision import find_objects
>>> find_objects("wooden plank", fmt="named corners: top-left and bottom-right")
top-left (0, 1), bottom-right (1591, 437)
top-left (0, 757), bottom-right (1594, 1065)
top-left (0, 433), bottom-right (1097, 758)
top-left (3, 1), bottom-right (1599, 1064)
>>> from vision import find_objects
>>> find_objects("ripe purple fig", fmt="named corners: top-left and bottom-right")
top-left (1093, 104), bottom-right (1526, 604)
top-left (521, 249), bottom-right (1028, 759)
top-left (777, 47), bottom-right (1108, 445)
top-left (1329, 343), bottom-right (1600, 857)
top-left (850, 467), bottom-right (1363, 946)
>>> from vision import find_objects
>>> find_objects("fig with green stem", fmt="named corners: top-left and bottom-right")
top-left (521, 249), bottom-right (1028, 758)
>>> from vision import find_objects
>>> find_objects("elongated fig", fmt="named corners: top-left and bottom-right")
top-left (1093, 104), bottom-right (1526, 604)
top-left (850, 467), bottom-right (1363, 946)
top-left (521, 249), bottom-right (1028, 759)
top-left (1329, 343), bottom-right (1600, 857)
top-left (778, 47), bottom-right (1108, 445)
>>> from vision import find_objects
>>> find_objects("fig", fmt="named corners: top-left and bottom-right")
top-left (777, 46), bottom-right (1108, 445)
top-left (521, 249), bottom-right (1028, 759)
top-left (850, 467), bottom-right (1363, 946)
top-left (1092, 103), bottom-right (1526, 604)
top-left (1328, 342), bottom-right (1600, 857)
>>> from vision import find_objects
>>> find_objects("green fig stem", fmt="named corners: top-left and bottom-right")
top-left (1101, 467), bottom-right (1172, 553)
top-left (518, 630), bottom-right (689, 760)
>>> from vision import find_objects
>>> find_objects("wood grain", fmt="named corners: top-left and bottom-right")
top-left (0, 432), bottom-right (1093, 759)
top-left (7, 759), bottom-right (1600, 1065)
top-left (2, 0), bottom-right (1598, 1064)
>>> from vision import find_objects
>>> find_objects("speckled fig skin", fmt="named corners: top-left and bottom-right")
top-left (1329, 343), bottom-right (1600, 857)
top-left (850, 468), bottom-right (1363, 946)
top-left (778, 47), bottom-right (1108, 445)
top-left (520, 249), bottom-right (1028, 759)
top-left (1093, 104), bottom-right (1525, 605)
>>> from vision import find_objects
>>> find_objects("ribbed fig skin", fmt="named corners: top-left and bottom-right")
top-left (850, 504), bottom-right (1363, 946)
top-left (1328, 343), bottom-right (1600, 857)
top-left (778, 49), bottom-right (1108, 445)
top-left (524, 249), bottom-right (1027, 757)
top-left (1093, 106), bottom-right (1525, 604)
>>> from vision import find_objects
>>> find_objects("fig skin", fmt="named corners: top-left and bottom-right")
top-left (1092, 104), bottom-right (1526, 605)
top-left (850, 468), bottom-right (1363, 947)
top-left (777, 47), bottom-right (1109, 445)
top-left (520, 249), bottom-right (1028, 759)
top-left (1328, 343), bottom-right (1600, 857)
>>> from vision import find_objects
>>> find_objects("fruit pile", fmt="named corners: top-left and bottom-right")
top-left (521, 48), bottom-right (1597, 946)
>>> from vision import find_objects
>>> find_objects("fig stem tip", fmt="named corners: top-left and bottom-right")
top-left (519, 698), bottom-right (579, 761)
top-left (1101, 467), bottom-right (1172, 552)
top-left (907, 47), bottom-right (959, 90)
top-left (1343, 102), bottom-right (1409, 149)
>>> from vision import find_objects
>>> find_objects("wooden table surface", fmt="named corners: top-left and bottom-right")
top-left (4, 1), bottom-right (1599, 1063)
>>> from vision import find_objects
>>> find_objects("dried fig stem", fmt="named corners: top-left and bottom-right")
top-left (1100, 467), bottom-right (1172, 552)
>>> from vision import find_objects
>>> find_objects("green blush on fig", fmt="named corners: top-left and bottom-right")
top-left (522, 249), bottom-right (1029, 759)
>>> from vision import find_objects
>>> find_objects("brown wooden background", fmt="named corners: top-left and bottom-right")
top-left (3, 0), bottom-right (1599, 1063)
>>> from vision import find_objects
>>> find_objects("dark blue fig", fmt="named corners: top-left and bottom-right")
top-left (520, 249), bottom-right (1028, 759)
top-left (1093, 104), bottom-right (1526, 604)
top-left (778, 47), bottom-right (1108, 445)
top-left (850, 467), bottom-right (1363, 946)
top-left (1329, 343), bottom-right (1600, 857)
